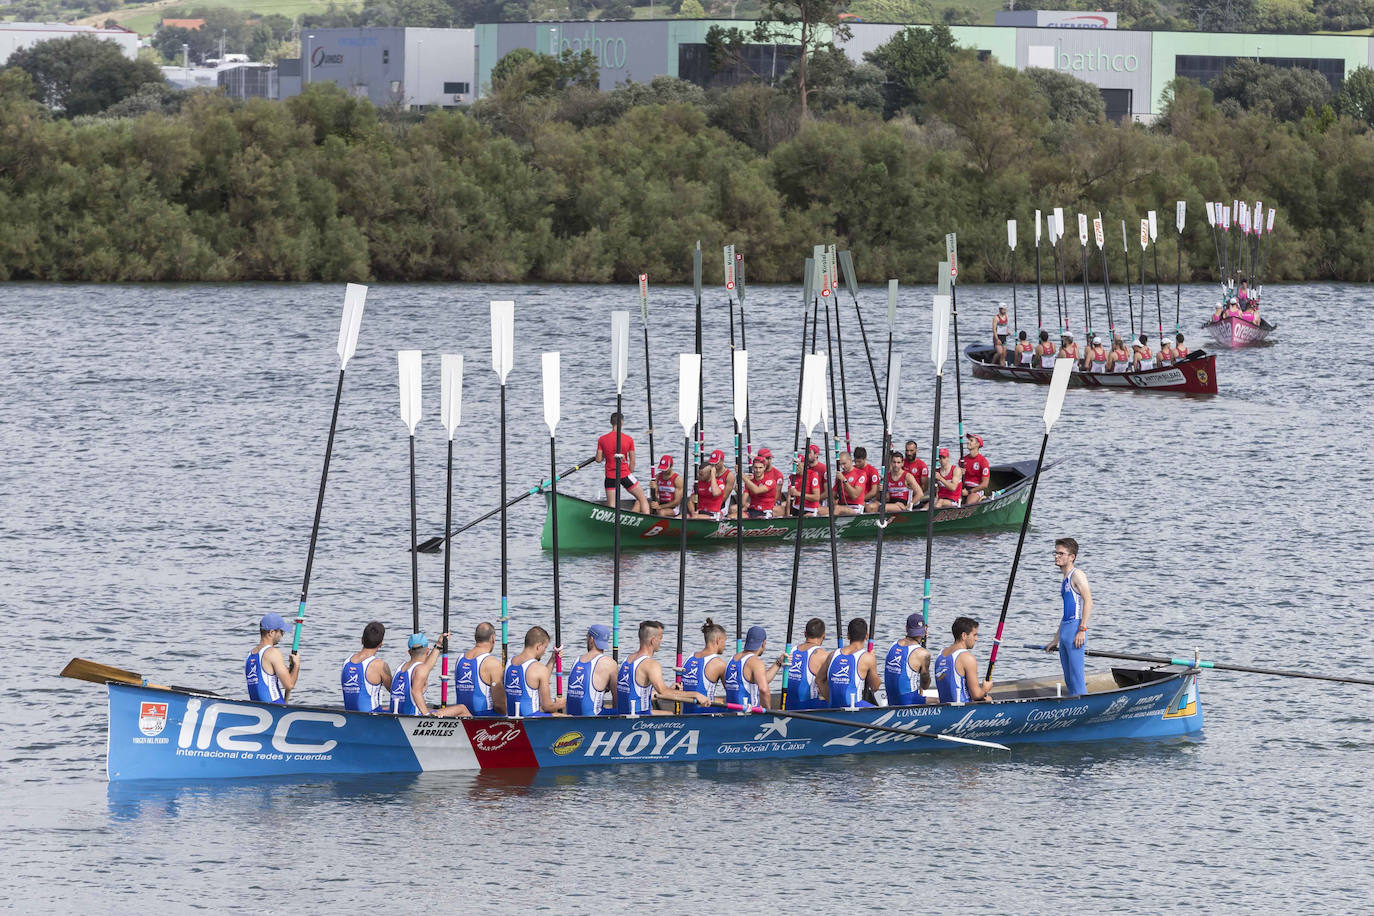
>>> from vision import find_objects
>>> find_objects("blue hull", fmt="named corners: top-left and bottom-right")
top-left (106, 669), bottom-right (1201, 781)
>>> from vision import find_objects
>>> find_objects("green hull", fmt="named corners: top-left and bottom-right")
top-left (540, 461), bottom-right (1043, 551)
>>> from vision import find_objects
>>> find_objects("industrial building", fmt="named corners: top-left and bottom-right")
top-left (0, 22), bottom-right (139, 62)
top-left (276, 27), bottom-right (476, 109)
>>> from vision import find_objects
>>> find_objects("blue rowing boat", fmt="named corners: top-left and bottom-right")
top-left (99, 664), bottom-right (1201, 781)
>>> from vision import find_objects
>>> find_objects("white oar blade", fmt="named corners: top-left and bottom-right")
top-left (1148, 210), bottom-right (1158, 242)
top-left (1035, 209), bottom-right (1042, 245)
top-left (1007, 219), bottom-right (1017, 250)
top-left (337, 283), bottom-right (367, 369)
top-left (638, 274), bottom-right (649, 324)
top-left (839, 250), bottom-right (859, 300)
top-left (1077, 213), bottom-right (1088, 247)
top-left (1043, 359), bottom-right (1072, 433)
top-left (1139, 219), bottom-right (1149, 250)
top-left (931, 293), bottom-right (951, 372)
top-left (490, 301), bottom-right (514, 384)
top-left (944, 233), bottom-right (958, 281)
top-left (441, 353), bottom-right (463, 439)
top-left (1053, 207), bottom-right (1064, 242)
top-left (1176, 200), bottom-right (1186, 234)
top-left (733, 349), bottom-right (748, 425)
top-left (542, 352), bottom-right (560, 437)
top-left (398, 349), bottom-right (422, 435)
top-left (723, 244), bottom-right (736, 291)
top-left (1206, 202), bottom-right (1216, 227)
top-left (1092, 216), bottom-right (1104, 249)
top-left (937, 261), bottom-right (950, 298)
top-left (884, 353), bottom-right (901, 432)
top-left (1267, 209), bottom-right (1276, 232)
top-left (800, 353), bottom-right (826, 438)
top-left (678, 353), bottom-right (701, 436)
top-left (611, 311), bottom-right (630, 394)
top-left (802, 256), bottom-right (815, 307)
top-left (886, 279), bottom-right (898, 332)
top-left (693, 243), bottom-right (703, 300)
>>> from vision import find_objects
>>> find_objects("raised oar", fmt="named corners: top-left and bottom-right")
top-left (492, 300), bottom-right (515, 665)
top-left (542, 351), bottom-right (564, 699)
top-left (1205, 202), bottom-right (1223, 295)
top-left (866, 353), bottom-right (901, 653)
top-left (921, 284), bottom-right (952, 634)
top-left (822, 273), bottom-right (842, 463)
top-left (288, 283), bottom-right (365, 677)
top-left (1052, 208), bottom-right (1066, 337)
top-left (783, 353), bottom-right (827, 708)
top-left (837, 250), bottom-right (887, 419)
top-left (1138, 219), bottom-right (1148, 334)
top-left (414, 457), bottom-right (596, 553)
top-left (1094, 215), bottom-right (1114, 342)
top-left (1007, 219), bottom-right (1019, 338)
top-left (1122, 219), bottom-right (1136, 338)
top-left (1149, 210), bottom-right (1164, 345)
top-left (791, 255), bottom-right (816, 454)
top-left (1019, 646), bottom-right (1374, 687)
top-left (725, 243), bottom-right (739, 466)
top-left (820, 386), bottom-right (843, 646)
top-left (639, 274), bottom-right (655, 470)
top-left (713, 700), bottom-right (1009, 751)
top-left (398, 350), bottom-right (423, 637)
top-left (693, 243), bottom-right (704, 479)
top-left (1174, 200), bottom-right (1186, 332)
top-left (828, 245), bottom-right (852, 453)
top-left (944, 234), bottom-right (966, 462)
top-left (610, 310), bottom-right (630, 663)
top-left (1034, 210), bottom-right (1043, 331)
top-left (733, 349), bottom-right (748, 653)
top-left (736, 251), bottom-right (753, 453)
top-left (439, 353), bottom-right (463, 705)
top-left (984, 359), bottom-right (1072, 682)
top-left (675, 354), bottom-right (702, 691)
top-left (1077, 213), bottom-right (1092, 345)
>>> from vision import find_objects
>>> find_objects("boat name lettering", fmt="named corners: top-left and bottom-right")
top-left (632, 718), bottom-right (683, 730)
top-left (590, 507), bottom-right (644, 527)
top-left (175, 698), bottom-right (344, 755)
top-left (1129, 368), bottom-right (1186, 388)
top-left (584, 728), bottom-right (700, 758)
top-left (1026, 705), bottom-right (1088, 722)
top-left (705, 525), bottom-right (791, 539)
top-left (471, 721), bottom-right (524, 752)
top-left (944, 708), bottom-right (1015, 734)
top-left (823, 710), bottom-right (929, 748)
top-left (411, 718), bottom-right (460, 738)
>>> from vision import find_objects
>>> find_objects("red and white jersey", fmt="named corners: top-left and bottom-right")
top-left (1176, 344), bottom-right (1189, 359)
top-left (695, 474), bottom-right (726, 513)
top-left (655, 472), bottom-right (680, 507)
top-left (935, 464), bottom-right (962, 502)
top-left (1017, 341), bottom-right (1034, 365)
top-left (887, 472), bottom-right (912, 505)
top-left (907, 458), bottom-right (930, 490)
top-left (749, 467), bottom-right (784, 511)
top-left (597, 431), bottom-right (635, 475)
top-left (961, 453), bottom-right (990, 489)
top-left (858, 463), bottom-right (881, 499)
top-left (995, 314), bottom-right (1009, 336)
top-left (1061, 343), bottom-right (1079, 359)
top-left (1137, 347), bottom-right (1154, 371)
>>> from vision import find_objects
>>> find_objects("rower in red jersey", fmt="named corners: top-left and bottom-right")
top-left (933, 447), bottom-right (963, 509)
top-left (650, 455), bottom-right (683, 517)
top-left (992, 306), bottom-right (1011, 366)
top-left (787, 445), bottom-right (825, 517)
top-left (902, 440), bottom-right (930, 501)
top-left (870, 451), bottom-right (918, 512)
top-left (1157, 336), bottom-right (1177, 367)
top-left (689, 450), bottom-right (728, 520)
top-left (1086, 336), bottom-right (1108, 373)
top-left (1108, 337), bottom-right (1131, 372)
top-left (1036, 330), bottom-right (1057, 368)
top-left (742, 448), bottom-right (785, 518)
top-left (1175, 332), bottom-right (1189, 360)
top-left (596, 412), bottom-right (650, 514)
top-left (823, 451), bottom-right (865, 517)
top-left (1132, 335), bottom-right (1155, 372)
top-left (961, 433), bottom-right (990, 506)
top-left (852, 447), bottom-right (882, 505)
top-left (1057, 332), bottom-right (1079, 367)
top-left (1014, 330), bottom-right (1034, 366)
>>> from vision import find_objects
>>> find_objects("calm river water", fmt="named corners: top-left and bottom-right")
top-left (2, 282), bottom-right (1371, 912)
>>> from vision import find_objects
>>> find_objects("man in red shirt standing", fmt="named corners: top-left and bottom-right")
top-left (650, 455), bottom-right (683, 517)
top-left (742, 447), bottom-right (785, 518)
top-left (596, 412), bottom-right (650, 515)
top-left (961, 432), bottom-right (991, 505)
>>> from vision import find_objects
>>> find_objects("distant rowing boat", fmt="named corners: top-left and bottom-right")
top-left (964, 345), bottom-right (1219, 395)
top-left (539, 460), bottom-right (1047, 551)
top-left (1202, 315), bottom-right (1275, 348)
top-left (95, 664), bottom-right (1201, 780)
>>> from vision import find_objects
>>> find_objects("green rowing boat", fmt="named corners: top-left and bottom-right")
top-left (540, 460), bottom-right (1047, 551)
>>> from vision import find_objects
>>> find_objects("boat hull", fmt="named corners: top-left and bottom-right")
top-left (965, 345), bottom-right (1218, 395)
top-left (1203, 316), bottom-right (1275, 348)
top-left (105, 669), bottom-right (1202, 781)
top-left (540, 460), bottom-right (1042, 551)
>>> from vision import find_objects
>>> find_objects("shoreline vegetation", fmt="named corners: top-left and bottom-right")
top-left (4, 40), bottom-right (1374, 283)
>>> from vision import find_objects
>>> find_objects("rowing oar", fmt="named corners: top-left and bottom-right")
top-left (733, 348), bottom-right (748, 655)
top-left (639, 273), bottom-right (655, 470)
top-left (542, 351), bottom-right (563, 699)
top-left (921, 284), bottom-right (951, 635)
top-left (61, 658), bottom-right (219, 695)
top-left (492, 300), bottom-right (515, 665)
top-left (1174, 200), bottom-right (1186, 333)
top-left (675, 353), bottom-right (702, 696)
top-left (1094, 215), bottom-right (1114, 343)
top-left (288, 283), bottom-right (365, 688)
top-left (984, 359), bottom-right (1072, 682)
top-left (943, 235), bottom-right (966, 462)
top-left (791, 255), bottom-right (816, 454)
top-left (710, 699), bottom-right (1009, 751)
top-left (783, 353), bottom-right (827, 708)
top-left (398, 350), bottom-right (423, 637)
top-left (693, 243), bottom-right (705, 485)
top-left (1034, 209), bottom-right (1043, 332)
top-left (440, 353), bottom-right (464, 705)
top-left (1149, 210), bottom-right (1164, 347)
top-left (866, 353), bottom-right (901, 653)
top-left (837, 249), bottom-right (888, 420)
top-left (1019, 646), bottom-right (1374, 687)
top-left (611, 310), bottom-right (630, 662)
top-left (1007, 219), bottom-right (1018, 339)
top-left (1122, 219), bottom-right (1136, 338)
top-left (414, 456), bottom-right (596, 553)
top-left (736, 250), bottom-right (752, 453)
top-left (1076, 213), bottom-right (1091, 346)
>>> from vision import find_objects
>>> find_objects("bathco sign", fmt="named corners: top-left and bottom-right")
top-left (1026, 44), bottom-right (1140, 74)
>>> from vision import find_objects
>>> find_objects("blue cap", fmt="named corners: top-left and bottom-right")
top-left (260, 613), bottom-right (288, 632)
top-left (744, 625), bottom-right (767, 652)
top-left (588, 624), bottom-right (611, 651)
top-left (906, 614), bottom-right (928, 638)
top-left (408, 632), bottom-right (429, 650)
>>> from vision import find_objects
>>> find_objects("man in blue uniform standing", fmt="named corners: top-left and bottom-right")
top-left (1043, 537), bottom-right (1093, 696)
top-left (884, 614), bottom-right (932, 706)
top-left (341, 621), bottom-right (392, 712)
top-left (246, 613), bottom-right (300, 704)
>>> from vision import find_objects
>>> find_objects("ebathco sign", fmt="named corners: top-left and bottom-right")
top-left (555, 26), bottom-right (628, 69)
top-left (1026, 44), bottom-right (1139, 73)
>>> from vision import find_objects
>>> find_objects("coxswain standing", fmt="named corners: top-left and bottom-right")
top-left (1042, 537), bottom-right (1093, 697)
top-left (1087, 337), bottom-right (1108, 373)
top-left (689, 451), bottom-right (728, 520)
top-left (341, 621), bottom-right (392, 712)
top-left (822, 618), bottom-right (881, 708)
top-left (680, 618), bottom-right (728, 713)
top-left (453, 622), bottom-right (506, 715)
top-left (392, 633), bottom-right (470, 717)
top-left (960, 433), bottom-right (990, 506)
top-left (504, 625), bottom-right (565, 716)
top-left (565, 625), bottom-right (617, 716)
top-left (934, 616), bottom-right (993, 703)
top-left (723, 625), bottom-right (787, 710)
top-left (742, 448), bottom-right (785, 518)
top-left (650, 455), bottom-right (683, 517)
top-left (784, 618), bottom-right (829, 710)
top-left (246, 613), bottom-right (298, 705)
top-left (616, 620), bottom-right (709, 715)
top-left (596, 412), bottom-right (650, 515)
top-left (823, 451), bottom-right (865, 517)
top-left (884, 614), bottom-right (933, 706)
top-left (933, 447), bottom-right (963, 509)
top-left (992, 306), bottom-right (1011, 365)
top-left (1015, 330), bottom-right (1034, 366)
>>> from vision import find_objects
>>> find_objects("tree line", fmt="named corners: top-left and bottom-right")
top-left (4, 34), bottom-right (1374, 283)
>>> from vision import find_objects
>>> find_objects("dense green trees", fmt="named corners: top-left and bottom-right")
top-left (6, 49), bottom-right (1374, 282)
top-left (6, 36), bottom-right (163, 116)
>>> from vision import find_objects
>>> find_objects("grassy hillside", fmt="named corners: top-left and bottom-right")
top-left (74, 0), bottom-right (351, 35)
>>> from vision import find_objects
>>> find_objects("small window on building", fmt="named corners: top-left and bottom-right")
top-left (383, 49), bottom-right (390, 65)
top-left (443, 81), bottom-right (470, 94)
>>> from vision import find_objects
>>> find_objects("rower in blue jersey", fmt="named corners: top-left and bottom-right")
top-left (391, 632), bottom-right (470, 717)
top-left (504, 625), bottom-right (565, 717)
top-left (341, 621), bottom-right (392, 712)
top-left (822, 618), bottom-right (881, 709)
top-left (616, 620), bottom-right (709, 715)
top-left (784, 618), bottom-right (829, 710)
top-left (883, 614), bottom-right (933, 706)
top-left (723, 625), bottom-right (786, 710)
top-left (1042, 537), bottom-right (1093, 696)
top-left (246, 613), bottom-right (298, 704)
top-left (679, 619), bottom-right (728, 713)
top-left (934, 616), bottom-right (993, 703)
top-left (566, 625), bottom-right (617, 716)
top-left (454, 622), bottom-right (506, 716)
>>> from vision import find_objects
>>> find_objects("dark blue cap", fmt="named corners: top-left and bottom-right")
top-left (744, 625), bottom-right (767, 651)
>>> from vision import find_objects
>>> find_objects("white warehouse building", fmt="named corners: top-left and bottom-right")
top-left (0, 22), bottom-right (140, 63)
